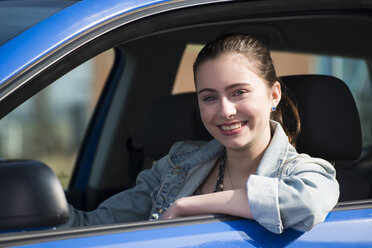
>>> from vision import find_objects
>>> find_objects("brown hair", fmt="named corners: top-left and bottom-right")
top-left (193, 33), bottom-right (300, 146)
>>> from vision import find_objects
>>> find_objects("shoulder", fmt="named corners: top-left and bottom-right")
top-left (168, 140), bottom-right (209, 157)
top-left (167, 139), bottom-right (224, 169)
top-left (150, 139), bottom-right (222, 175)
top-left (284, 146), bottom-right (336, 177)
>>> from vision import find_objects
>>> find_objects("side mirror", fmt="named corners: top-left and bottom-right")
top-left (0, 160), bottom-right (69, 231)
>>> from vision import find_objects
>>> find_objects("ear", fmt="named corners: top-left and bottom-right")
top-left (270, 81), bottom-right (281, 107)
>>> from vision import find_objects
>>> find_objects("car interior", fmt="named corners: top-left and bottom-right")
top-left (65, 9), bottom-right (372, 212)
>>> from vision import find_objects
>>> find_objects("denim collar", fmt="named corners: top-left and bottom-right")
top-left (170, 120), bottom-right (288, 175)
top-left (256, 121), bottom-right (289, 177)
top-left (169, 139), bottom-right (224, 170)
top-left (171, 120), bottom-right (290, 198)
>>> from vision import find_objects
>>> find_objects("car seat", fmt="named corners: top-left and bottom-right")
top-left (281, 75), bottom-right (369, 201)
top-left (144, 74), bottom-right (369, 201)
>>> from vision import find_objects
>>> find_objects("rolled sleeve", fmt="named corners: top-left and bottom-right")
top-left (278, 162), bottom-right (339, 232)
top-left (247, 159), bottom-right (339, 234)
top-left (247, 175), bottom-right (283, 234)
top-left (245, 122), bottom-right (339, 234)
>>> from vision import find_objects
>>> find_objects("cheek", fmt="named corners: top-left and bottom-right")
top-left (254, 91), bottom-right (272, 109)
top-left (239, 97), bottom-right (271, 119)
top-left (199, 105), bottom-right (214, 124)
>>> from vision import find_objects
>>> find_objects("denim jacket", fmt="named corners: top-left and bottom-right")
top-left (64, 121), bottom-right (339, 234)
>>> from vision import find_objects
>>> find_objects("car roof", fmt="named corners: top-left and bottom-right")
top-left (0, 0), bottom-right (80, 46)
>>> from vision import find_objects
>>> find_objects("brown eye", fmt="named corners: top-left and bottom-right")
top-left (203, 96), bottom-right (217, 102)
top-left (233, 90), bottom-right (246, 96)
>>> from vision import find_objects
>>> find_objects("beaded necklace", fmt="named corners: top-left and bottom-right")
top-left (214, 149), bottom-right (227, 192)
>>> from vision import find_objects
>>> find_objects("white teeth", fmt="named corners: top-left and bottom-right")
top-left (221, 122), bottom-right (243, 131)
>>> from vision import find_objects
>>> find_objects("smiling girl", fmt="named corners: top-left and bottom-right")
top-left (160, 34), bottom-right (339, 233)
top-left (65, 34), bottom-right (339, 234)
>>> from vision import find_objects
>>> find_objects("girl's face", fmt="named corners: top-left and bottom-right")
top-left (196, 53), bottom-right (281, 151)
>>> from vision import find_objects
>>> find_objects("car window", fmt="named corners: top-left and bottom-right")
top-left (271, 51), bottom-right (372, 148)
top-left (0, 49), bottom-right (114, 189)
top-left (173, 44), bottom-right (372, 148)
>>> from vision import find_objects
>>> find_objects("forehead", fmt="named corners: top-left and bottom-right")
top-left (197, 53), bottom-right (250, 75)
top-left (195, 53), bottom-right (264, 89)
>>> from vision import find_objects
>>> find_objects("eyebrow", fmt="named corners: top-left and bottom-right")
top-left (197, 88), bottom-right (216, 95)
top-left (197, 83), bottom-right (252, 95)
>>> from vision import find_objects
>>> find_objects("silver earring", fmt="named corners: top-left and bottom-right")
top-left (272, 106), bottom-right (276, 112)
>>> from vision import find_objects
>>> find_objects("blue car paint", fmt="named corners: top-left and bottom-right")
top-left (14, 209), bottom-right (372, 247)
top-left (0, 1), bottom-right (78, 46)
top-left (0, 0), bottom-right (170, 86)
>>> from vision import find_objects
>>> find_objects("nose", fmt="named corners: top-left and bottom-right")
top-left (218, 97), bottom-right (237, 120)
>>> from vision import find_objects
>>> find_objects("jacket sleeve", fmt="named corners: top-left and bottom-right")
top-left (60, 155), bottom-right (171, 227)
top-left (247, 156), bottom-right (339, 234)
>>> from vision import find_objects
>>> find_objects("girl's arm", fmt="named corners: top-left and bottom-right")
top-left (161, 189), bottom-right (253, 219)
top-left (162, 158), bottom-right (339, 234)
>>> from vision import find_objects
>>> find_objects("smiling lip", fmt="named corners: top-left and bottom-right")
top-left (218, 121), bottom-right (247, 135)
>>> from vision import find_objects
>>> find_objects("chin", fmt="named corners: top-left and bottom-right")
top-left (218, 138), bottom-right (251, 150)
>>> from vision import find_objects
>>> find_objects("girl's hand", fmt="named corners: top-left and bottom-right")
top-left (161, 198), bottom-right (186, 219)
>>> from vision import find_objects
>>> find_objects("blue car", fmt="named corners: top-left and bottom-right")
top-left (0, 0), bottom-right (372, 247)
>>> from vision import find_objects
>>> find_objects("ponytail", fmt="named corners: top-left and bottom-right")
top-left (271, 79), bottom-right (301, 146)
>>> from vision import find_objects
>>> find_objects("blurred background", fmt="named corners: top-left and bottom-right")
top-left (0, 45), bottom-right (370, 189)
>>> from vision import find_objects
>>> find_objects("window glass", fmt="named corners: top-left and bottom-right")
top-left (0, 49), bottom-right (114, 189)
top-left (173, 44), bottom-right (372, 148)
top-left (172, 44), bottom-right (201, 94)
top-left (314, 56), bottom-right (372, 147)
top-left (272, 52), bottom-right (372, 148)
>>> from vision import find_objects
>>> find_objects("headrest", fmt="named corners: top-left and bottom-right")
top-left (144, 93), bottom-right (212, 160)
top-left (281, 74), bottom-right (362, 161)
